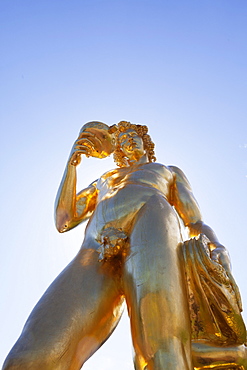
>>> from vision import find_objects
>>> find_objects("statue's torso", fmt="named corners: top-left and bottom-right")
top-left (86, 162), bottom-right (174, 236)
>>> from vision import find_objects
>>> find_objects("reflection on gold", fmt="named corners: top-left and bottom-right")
top-left (3, 121), bottom-right (247, 369)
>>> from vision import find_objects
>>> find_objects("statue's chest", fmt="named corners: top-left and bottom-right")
top-left (98, 163), bottom-right (173, 193)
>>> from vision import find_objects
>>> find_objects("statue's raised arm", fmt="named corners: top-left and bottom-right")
top-left (55, 121), bottom-right (116, 232)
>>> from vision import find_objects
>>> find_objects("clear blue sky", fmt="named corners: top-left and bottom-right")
top-left (1, 1), bottom-right (247, 368)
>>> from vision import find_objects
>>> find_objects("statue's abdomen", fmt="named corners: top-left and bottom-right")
top-left (86, 182), bottom-right (172, 240)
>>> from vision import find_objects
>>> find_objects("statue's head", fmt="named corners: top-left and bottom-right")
top-left (112, 121), bottom-right (156, 167)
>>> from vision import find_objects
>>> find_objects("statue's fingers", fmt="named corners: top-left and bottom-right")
top-left (210, 250), bottom-right (220, 263)
top-left (78, 131), bottom-right (95, 138)
top-left (76, 137), bottom-right (95, 147)
top-left (74, 144), bottom-right (89, 150)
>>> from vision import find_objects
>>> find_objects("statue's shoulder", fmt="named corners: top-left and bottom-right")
top-left (167, 165), bottom-right (191, 186)
top-left (97, 167), bottom-right (127, 187)
top-left (167, 165), bottom-right (184, 176)
top-left (98, 168), bottom-right (119, 182)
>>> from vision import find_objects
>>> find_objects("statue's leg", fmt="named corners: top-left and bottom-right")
top-left (123, 195), bottom-right (192, 370)
top-left (3, 241), bottom-right (124, 370)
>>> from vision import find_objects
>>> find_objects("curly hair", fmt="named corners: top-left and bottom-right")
top-left (112, 121), bottom-right (156, 167)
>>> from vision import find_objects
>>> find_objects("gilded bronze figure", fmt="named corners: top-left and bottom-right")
top-left (3, 121), bottom-right (247, 369)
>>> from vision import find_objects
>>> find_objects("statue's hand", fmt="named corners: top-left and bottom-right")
top-left (70, 123), bottom-right (116, 166)
top-left (210, 242), bottom-right (231, 274)
top-left (210, 242), bottom-right (242, 311)
top-left (70, 132), bottom-right (97, 166)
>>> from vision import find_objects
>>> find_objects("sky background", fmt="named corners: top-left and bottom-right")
top-left (1, 1), bottom-right (247, 368)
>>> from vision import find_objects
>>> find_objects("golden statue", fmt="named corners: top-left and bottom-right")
top-left (3, 121), bottom-right (247, 370)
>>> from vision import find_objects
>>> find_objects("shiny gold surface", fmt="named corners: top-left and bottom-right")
top-left (3, 121), bottom-right (247, 369)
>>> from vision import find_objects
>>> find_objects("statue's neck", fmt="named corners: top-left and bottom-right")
top-left (128, 153), bottom-right (149, 166)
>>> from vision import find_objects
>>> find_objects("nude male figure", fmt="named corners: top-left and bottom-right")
top-left (3, 121), bottom-right (240, 370)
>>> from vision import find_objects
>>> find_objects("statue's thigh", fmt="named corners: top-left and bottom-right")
top-left (123, 195), bottom-right (192, 369)
top-left (4, 248), bottom-right (123, 370)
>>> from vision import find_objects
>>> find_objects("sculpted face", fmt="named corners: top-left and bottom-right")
top-left (118, 129), bottom-right (145, 162)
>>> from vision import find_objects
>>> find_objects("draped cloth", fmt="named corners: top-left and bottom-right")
top-left (182, 235), bottom-right (246, 346)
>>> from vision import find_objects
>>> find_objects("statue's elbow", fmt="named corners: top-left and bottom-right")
top-left (55, 210), bottom-right (70, 233)
top-left (56, 225), bottom-right (68, 233)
